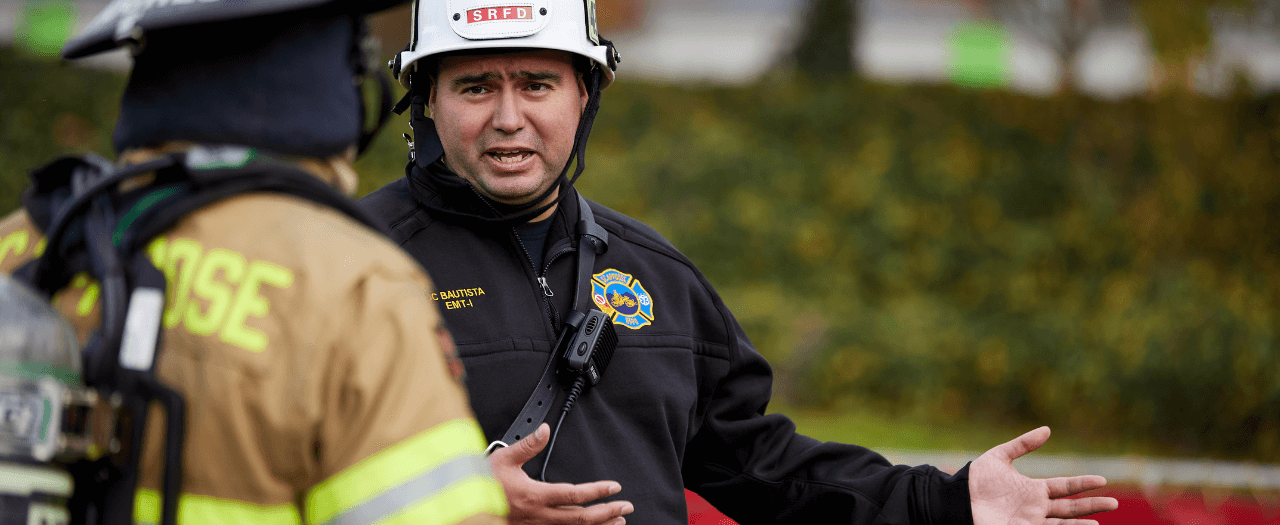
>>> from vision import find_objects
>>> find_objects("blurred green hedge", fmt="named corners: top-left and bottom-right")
top-left (580, 78), bottom-right (1280, 462)
top-left (3, 47), bottom-right (1277, 461)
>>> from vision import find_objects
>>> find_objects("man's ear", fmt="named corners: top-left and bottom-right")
top-left (426, 76), bottom-right (438, 117)
top-left (576, 71), bottom-right (589, 113)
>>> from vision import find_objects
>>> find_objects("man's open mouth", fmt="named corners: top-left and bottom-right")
top-left (488, 151), bottom-right (533, 163)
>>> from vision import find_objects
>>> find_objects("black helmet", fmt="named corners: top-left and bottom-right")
top-left (69, 0), bottom-right (413, 158)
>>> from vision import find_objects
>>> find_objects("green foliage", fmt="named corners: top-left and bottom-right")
top-left (15, 0), bottom-right (76, 58)
top-left (578, 78), bottom-right (1280, 462)
top-left (0, 47), bottom-right (123, 213)
top-left (4, 48), bottom-right (1277, 461)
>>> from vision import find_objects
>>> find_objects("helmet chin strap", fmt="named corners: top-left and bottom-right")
top-left (404, 64), bottom-right (607, 227)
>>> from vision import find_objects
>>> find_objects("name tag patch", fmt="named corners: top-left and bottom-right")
top-left (447, 0), bottom-right (550, 40)
top-left (431, 287), bottom-right (486, 310)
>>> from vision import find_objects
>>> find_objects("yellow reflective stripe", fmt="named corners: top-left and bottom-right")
top-left (324, 456), bottom-right (506, 525)
top-left (372, 476), bottom-right (507, 525)
top-left (306, 419), bottom-right (497, 525)
top-left (134, 488), bottom-right (301, 525)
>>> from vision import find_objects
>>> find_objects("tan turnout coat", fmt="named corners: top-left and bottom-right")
top-left (0, 154), bottom-right (506, 525)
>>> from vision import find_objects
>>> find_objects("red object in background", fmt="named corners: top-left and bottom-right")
top-left (685, 488), bottom-right (1280, 525)
top-left (1146, 490), bottom-right (1280, 525)
top-left (686, 490), bottom-right (737, 525)
top-left (1099, 490), bottom-right (1171, 524)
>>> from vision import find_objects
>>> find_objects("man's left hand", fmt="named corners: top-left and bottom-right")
top-left (969, 426), bottom-right (1120, 525)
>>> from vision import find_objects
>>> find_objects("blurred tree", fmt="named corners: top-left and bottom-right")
top-left (595, 0), bottom-right (646, 34)
top-left (1134, 0), bottom-right (1250, 90)
top-left (785, 0), bottom-right (858, 76)
top-left (985, 0), bottom-right (1131, 90)
top-left (1258, 0), bottom-right (1280, 30)
top-left (367, 4), bottom-right (412, 64)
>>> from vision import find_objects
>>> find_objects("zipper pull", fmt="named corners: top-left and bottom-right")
top-left (537, 276), bottom-right (555, 297)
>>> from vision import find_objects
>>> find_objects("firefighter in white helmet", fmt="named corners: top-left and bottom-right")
top-left (0, 1), bottom-right (507, 524)
top-left (361, 1), bottom-right (1120, 524)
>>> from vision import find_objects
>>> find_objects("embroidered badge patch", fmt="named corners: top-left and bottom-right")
top-left (591, 269), bottom-right (654, 330)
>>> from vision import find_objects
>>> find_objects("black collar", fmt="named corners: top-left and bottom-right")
top-left (406, 157), bottom-right (579, 231)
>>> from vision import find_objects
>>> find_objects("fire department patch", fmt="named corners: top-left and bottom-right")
top-left (591, 269), bottom-right (653, 330)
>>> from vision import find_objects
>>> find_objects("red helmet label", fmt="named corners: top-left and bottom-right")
top-left (467, 6), bottom-right (534, 23)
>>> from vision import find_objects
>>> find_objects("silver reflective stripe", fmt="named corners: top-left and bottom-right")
top-left (322, 455), bottom-right (493, 525)
top-left (120, 287), bottom-right (164, 372)
top-left (0, 463), bottom-right (73, 497)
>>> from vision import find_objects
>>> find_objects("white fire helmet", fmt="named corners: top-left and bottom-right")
top-left (395, 0), bottom-right (619, 88)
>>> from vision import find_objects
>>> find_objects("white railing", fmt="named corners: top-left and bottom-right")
top-left (880, 449), bottom-right (1280, 491)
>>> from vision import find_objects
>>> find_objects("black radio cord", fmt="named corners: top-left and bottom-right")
top-left (539, 375), bottom-right (587, 482)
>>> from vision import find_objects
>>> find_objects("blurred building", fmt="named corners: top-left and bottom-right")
top-left (6, 0), bottom-right (1280, 97)
top-left (608, 0), bottom-right (809, 84)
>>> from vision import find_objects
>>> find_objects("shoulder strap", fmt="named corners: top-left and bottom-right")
top-left (572, 193), bottom-right (608, 313)
top-left (490, 193), bottom-right (609, 452)
top-left (117, 153), bottom-right (381, 255)
top-left (20, 148), bottom-right (380, 294)
top-left (18, 154), bottom-right (180, 295)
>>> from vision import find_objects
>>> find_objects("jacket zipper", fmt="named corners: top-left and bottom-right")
top-left (537, 240), bottom-right (573, 323)
top-left (512, 230), bottom-right (560, 332)
top-left (464, 184), bottom-right (570, 335)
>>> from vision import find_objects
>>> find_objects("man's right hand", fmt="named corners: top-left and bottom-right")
top-left (489, 423), bottom-right (634, 525)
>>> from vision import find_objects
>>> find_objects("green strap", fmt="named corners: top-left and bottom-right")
top-left (113, 186), bottom-right (183, 247)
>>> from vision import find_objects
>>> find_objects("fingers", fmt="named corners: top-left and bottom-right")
top-left (1045, 475), bottom-right (1107, 498)
top-left (493, 423), bottom-right (551, 467)
top-left (544, 500), bottom-right (634, 525)
top-left (542, 480), bottom-right (624, 507)
top-left (1043, 520), bottom-right (1100, 525)
top-left (1043, 476), bottom-right (1117, 521)
top-left (1047, 496), bottom-right (1119, 519)
top-left (991, 426), bottom-right (1051, 462)
top-left (506, 478), bottom-right (631, 525)
top-left (491, 432), bottom-right (632, 525)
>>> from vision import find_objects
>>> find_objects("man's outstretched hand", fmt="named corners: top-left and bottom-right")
top-left (488, 423), bottom-right (635, 525)
top-left (970, 427), bottom-right (1120, 525)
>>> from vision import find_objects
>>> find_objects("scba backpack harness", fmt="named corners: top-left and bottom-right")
top-left (12, 146), bottom-right (380, 525)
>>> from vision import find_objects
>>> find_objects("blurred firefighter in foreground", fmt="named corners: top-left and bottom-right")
top-left (0, 1), bottom-right (507, 524)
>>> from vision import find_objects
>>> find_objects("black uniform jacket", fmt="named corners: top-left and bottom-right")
top-left (359, 162), bottom-right (974, 525)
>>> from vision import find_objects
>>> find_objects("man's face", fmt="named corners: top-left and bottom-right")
top-left (430, 50), bottom-right (588, 206)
